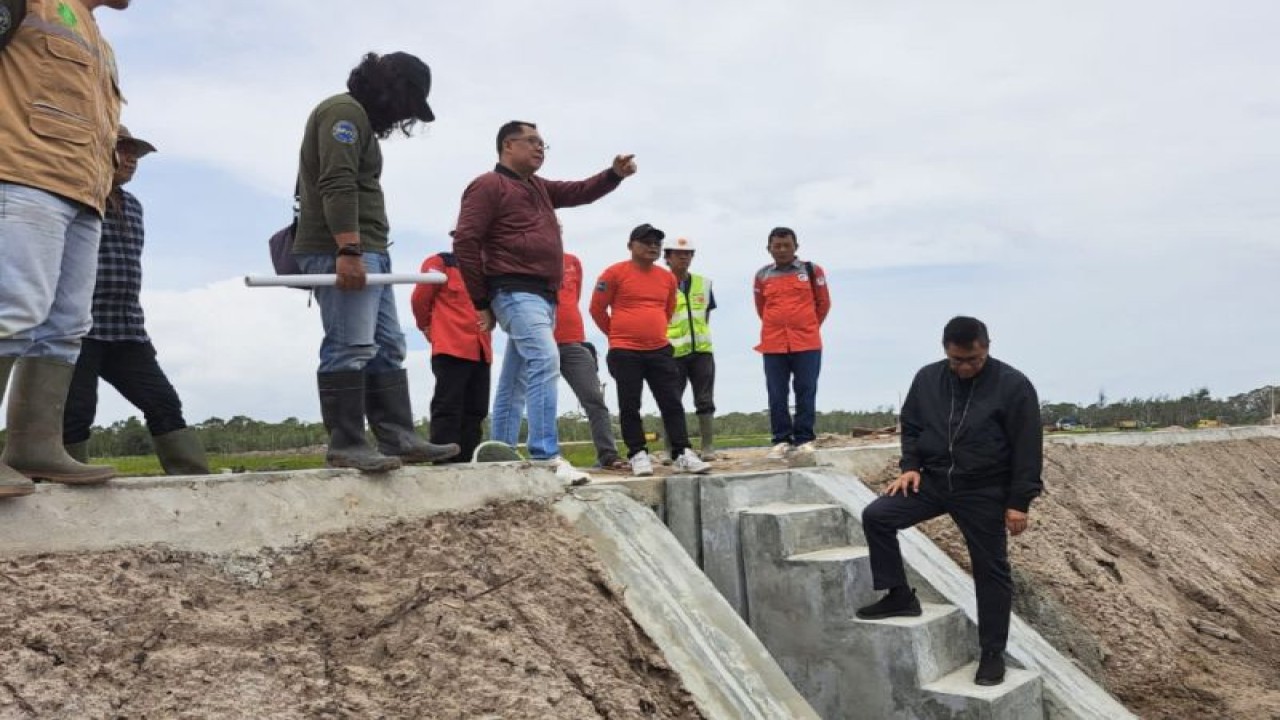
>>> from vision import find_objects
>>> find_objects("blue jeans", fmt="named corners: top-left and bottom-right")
top-left (763, 350), bottom-right (822, 445)
top-left (489, 290), bottom-right (560, 459)
top-left (296, 252), bottom-right (406, 373)
top-left (0, 183), bottom-right (103, 362)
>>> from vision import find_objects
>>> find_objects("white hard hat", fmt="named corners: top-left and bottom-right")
top-left (666, 236), bottom-right (696, 252)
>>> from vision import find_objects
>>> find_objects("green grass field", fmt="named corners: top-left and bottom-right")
top-left (96, 435), bottom-right (775, 476)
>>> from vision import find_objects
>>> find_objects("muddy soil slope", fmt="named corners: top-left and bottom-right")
top-left (0, 501), bottom-right (702, 719)
top-left (865, 437), bottom-right (1280, 720)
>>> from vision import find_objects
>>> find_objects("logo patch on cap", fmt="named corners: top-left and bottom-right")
top-left (0, 7), bottom-right (12, 36)
top-left (332, 120), bottom-right (359, 145)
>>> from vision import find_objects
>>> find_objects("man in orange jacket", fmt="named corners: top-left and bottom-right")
top-left (411, 250), bottom-right (493, 463)
top-left (753, 227), bottom-right (831, 460)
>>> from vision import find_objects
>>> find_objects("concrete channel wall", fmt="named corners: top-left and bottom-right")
top-left (0, 464), bottom-right (818, 720)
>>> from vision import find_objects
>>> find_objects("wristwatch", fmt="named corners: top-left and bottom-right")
top-left (336, 244), bottom-right (363, 257)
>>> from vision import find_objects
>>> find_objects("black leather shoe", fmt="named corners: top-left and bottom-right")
top-left (974, 650), bottom-right (1006, 686)
top-left (856, 588), bottom-right (922, 619)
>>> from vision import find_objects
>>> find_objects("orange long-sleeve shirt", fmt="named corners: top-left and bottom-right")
top-left (410, 253), bottom-right (493, 362)
top-left (589, 261), bottom-right (677, 351)
top-left (753, 259), bottom-right (831, 353)
top-left (554, 253), bottom-right (587, 344)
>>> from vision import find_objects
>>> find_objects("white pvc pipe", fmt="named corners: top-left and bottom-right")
top-left (244, 272), bottom-right (447, 287)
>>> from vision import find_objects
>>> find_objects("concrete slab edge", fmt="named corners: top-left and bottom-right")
top-left (794, 468), bottom-right (1137, 720)
top-left (556, 488), bottom-right (819, 720)
top-left (0, 464), bottom-right (569, 557)
top-left (1046, 425), bottom-right (1280, 446)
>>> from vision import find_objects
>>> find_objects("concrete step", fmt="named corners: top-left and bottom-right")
top-left (920, 662), bottom-right (1044, 720)
top-left (739, 502), bottom-right (857, 559)
top-left (849, 602), bottom-right (977, 687)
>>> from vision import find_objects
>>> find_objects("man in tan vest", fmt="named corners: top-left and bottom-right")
top-left (0, 0), bottom-right (132, 499)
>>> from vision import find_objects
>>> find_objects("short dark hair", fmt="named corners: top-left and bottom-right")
top-left (497, 121), bottom-right (536, 155)
top-left (943, 316), bottom-right (990, 347)
top-left (346, 52), bottom-right (434, 139)
top-left (767, 226), bottom-right (797, 245)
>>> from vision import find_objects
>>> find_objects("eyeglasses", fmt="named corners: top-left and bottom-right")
top-left (511, 136), bottom-right (549, 151)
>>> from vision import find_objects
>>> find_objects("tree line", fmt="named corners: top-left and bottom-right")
top-left (1, 385), bottom-right (1273, 458)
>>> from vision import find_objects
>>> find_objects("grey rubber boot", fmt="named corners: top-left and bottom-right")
top-left (64, 440), bottom-right (89, 463)
top-left (698, 414), bottom-right (719, 460)
top-left (318, 371), bottom-right (401, 473)
top-left (1, 357), bottom-right (114, 485)
top-left (153, 427), bottom-right (211, 475)
top-left (365, 369), bottom-right (460, 464)
top-left (0, 357), bottom-right (36, 498)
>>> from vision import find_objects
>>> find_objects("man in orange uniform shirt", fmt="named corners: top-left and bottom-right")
top-left (590, 224), bottom-right (710, 477)
top-left (754, 226), bottom-right (832, 460)
top-left (411, 249), bottom-right (492, 463)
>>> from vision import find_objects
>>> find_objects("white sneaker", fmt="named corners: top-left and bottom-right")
top-left (766, 442), bottom-right (793, 460)
top-left (673, 448), bottom-right (712, 475)
top-left (549, 456), bottom-right (591, 486)
top-left (631, 450), bottom-right (654, 477)
top-left (795, 441), bottom-right (817, 454)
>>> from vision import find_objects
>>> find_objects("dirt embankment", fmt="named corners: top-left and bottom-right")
top-left (0, 502), bottom-right (702, 719)
top-left (864, 437), bottom-right (1280, 720)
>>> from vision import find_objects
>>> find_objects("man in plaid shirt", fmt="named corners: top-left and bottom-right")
top-left (62, 127), bottom-right (209, 475)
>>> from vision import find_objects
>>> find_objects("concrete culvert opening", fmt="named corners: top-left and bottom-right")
top-left (0, 501), bottom-right (702, 718)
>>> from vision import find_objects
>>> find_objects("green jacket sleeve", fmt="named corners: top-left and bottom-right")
top-left (313, 103), bottom-right (366, 239)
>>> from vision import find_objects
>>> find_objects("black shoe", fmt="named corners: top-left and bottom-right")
top-left (974, 650), bottom-right (1005, 686)
top-left (856, 588), bottom-right (922, 620)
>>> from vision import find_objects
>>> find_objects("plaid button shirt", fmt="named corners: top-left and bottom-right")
top-left (88, 189), bottom-right (149, 342)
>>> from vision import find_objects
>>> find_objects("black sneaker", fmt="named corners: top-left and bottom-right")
top-left (856, 588), bottom-right (923, 619)
top-left (974, 650), bottom-right (1006, 686)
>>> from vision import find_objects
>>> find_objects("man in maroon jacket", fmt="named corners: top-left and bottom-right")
top-left (452, 121), bottom-right (635, 484)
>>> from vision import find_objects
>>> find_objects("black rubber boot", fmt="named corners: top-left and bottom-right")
top-left (318, 371), bottom-right (401, 473)
top-left (0, 357), bottom-right (36, 499)
top-left (856, 586), bottom-right (923, 620)
top-left (153, 428), bottom-right (211, 475)
top-left (1, 358), bottom-right (114, 485)
top-left (974, 650), bottom-right (1006, 686)
top-left (365, 369), bottom-right (459, 464)
top-left (63, 440), bottom-right (89, 463)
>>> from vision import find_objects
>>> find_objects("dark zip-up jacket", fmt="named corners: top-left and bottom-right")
top-left (899, 356), bottom-right (1043, 512)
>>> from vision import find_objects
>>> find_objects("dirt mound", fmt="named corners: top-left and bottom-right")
top-left (0, 501), bottom-right (702, 719)
top-left (863, 438), bottom-right (1280, 719)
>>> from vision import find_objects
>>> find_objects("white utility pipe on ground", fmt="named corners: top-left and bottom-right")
top-left (243, 272), bottom-right (447, 287)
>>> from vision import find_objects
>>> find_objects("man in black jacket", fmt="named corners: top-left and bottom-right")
top-left (856, 316), bottom-right (1042, 687)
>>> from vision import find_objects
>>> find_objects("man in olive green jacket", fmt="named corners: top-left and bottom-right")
top-left (291, 52), bottom-right (458, 473)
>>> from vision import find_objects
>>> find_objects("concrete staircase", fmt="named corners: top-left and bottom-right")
top-left (739, 502), bottom-right (1044, 720)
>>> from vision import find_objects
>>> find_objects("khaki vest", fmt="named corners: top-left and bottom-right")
top-left (0, 0), bottom-right (121, 214)
top-left (668, 274), bottom-right (714, 357)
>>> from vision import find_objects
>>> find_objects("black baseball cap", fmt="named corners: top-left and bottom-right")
top-left (629, 223), bottom-right (665, 243)
top-left (383, 51), bottom-right (435, 123)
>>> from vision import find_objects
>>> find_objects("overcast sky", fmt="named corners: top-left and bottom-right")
top-left (56, 0), bottom-right (1280, 426)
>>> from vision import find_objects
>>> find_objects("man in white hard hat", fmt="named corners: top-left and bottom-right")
top-left (663, 236), bottom-right (721, 460)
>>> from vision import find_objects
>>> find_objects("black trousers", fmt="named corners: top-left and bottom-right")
top-left (605, 346), bottom-right (690, 458)
top-left (674, 351), bottom-right (715, 416)
top-left (429, 354), bottom-right (490, 462)
top-left (861, 477), bottom-right (1013, 653)
top-left (64, 339), bottom-right (189, 444)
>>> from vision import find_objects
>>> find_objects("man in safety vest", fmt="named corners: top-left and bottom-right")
top-left (664, 237), bottom-right (720, 460)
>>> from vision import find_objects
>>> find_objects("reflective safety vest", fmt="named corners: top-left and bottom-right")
top-left (668, 274), bottom-right (713, 357)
